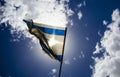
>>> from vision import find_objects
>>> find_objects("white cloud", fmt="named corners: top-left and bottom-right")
top-left (93, 42), bottom-right (103, 54)
top-left (52, 68), bottom-right (57, 74)
top-left (64, 59), bottom-right (70, 64)
top-left (98, 31), bottom-right (102, 36)
top-left (85, 37), bottom-right (89, 41)
top-left (83, 1), bottom-right (86, 6)
top-left (77, 3), bottom-right (82, 8)
top-left (103, 20), bottom-right (108, 25)
top-left (69, 19), bottom-right (73, 26)
top-left (92, 9), bottom-right (120, 77)
top-left (64, 51), bottom-right (85, 64)
top-left (73, 57), bottom-right (76, 60)
top-left (79, 51), bottom-right (85, 58)
top-left (77, 11), bottom-right (82, 20)
top-left (49, 68), bottom-right (57, 77)
top-left (0, 0), bottom-right (73, 43)
top-left (66, 9), bottom-right (74, 17)
top-left (77, 1), bottom-right (86, 8)
top-left (52, 75), bottom-right (56, 77)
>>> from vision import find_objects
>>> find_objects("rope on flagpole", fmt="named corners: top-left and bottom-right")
top-left (58, 27), bottom-right (67, 77)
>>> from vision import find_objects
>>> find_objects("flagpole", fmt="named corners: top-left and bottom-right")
top-left (58, 27), bottom-right (67, 77)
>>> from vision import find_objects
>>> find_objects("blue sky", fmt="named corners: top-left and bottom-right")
top-left (0, 0), bottom-right (120, 77)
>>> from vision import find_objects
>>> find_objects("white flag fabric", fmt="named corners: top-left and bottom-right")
top-left (23, 19), bottom-right (67, 61)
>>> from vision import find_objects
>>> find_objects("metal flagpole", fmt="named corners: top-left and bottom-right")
top-left (58, 27), bottom-right (67, 77)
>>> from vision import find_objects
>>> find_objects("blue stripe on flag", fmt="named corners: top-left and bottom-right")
top-left (57, 55), bottom-right (62, 61)
top-left (23, 19), bottom-right (65, 36)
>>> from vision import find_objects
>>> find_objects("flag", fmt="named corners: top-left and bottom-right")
top-left (23, 19), bottom-right (67, 62)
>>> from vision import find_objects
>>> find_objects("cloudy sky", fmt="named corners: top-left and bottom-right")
top-left (0, 0), bottom-right (120, 77)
